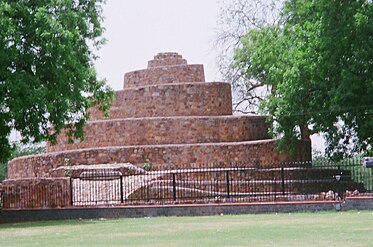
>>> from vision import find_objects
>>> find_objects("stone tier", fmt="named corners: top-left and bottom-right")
top-left (90, 82), bottom-right (232, 120)
top-left (148, 52), bottom-right (187, 68)
top-left (47, 115), bottom-right (271, 152)
top-left (123, 64), bottom-right (204, 89)
top-left (8, 140), bottom-right (311, 179)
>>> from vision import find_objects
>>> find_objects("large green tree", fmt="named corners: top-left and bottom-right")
top-left (233, 0), bottom-right (372, 158)
top-left (216, 0), bottom-right (284, 114)
top-left (0, 0), bottom-right (113, 162)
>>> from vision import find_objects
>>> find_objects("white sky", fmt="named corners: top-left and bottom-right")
top-left (94, 0), bottom-right (221, 90)
top-left (93, 0), bottom-right (325, 152)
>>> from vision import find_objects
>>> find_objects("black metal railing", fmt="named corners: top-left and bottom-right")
top-left (0, 189), bottom-right (3, 210)
top-left (68, 160), bottom-right (372, 206)
top-left (313, 154), bottom-right (373, 192)
top-left (1, 159), bottom-right (372, 209)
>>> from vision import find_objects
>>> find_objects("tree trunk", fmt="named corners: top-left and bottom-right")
top-left (300, 124), bottom-right (311, 141)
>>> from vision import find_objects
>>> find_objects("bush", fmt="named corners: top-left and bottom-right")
top-left (0, 143), bottom-right (46, 181)
top-left (0, 162), bottom-right (7, 181)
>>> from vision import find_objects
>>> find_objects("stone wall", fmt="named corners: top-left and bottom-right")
top-left (89, 82), bottom-right (232, 120)
top-left (123, 64), bottom-right (205, 88)
top-left (1, 178), bottom-right (70, 209)
top-left (48, 115), bottom-right (271, 152)
top-left (1, 197), bottom-right (372, 223)
top-left (10, 140), bottom-right (311, 179)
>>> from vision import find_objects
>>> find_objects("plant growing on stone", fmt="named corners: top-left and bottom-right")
top-left (143, 161), bottom-right (152, 171)
top-left (63, 158), bottom-right (73, 177)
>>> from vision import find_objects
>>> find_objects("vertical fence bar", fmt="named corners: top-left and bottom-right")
top-left (0, 190), bottom-right (2, 210)
top-left (281, 167), bottom-right (285, 196)
top-left (69, 177), bottom-right (73, 206)
top-left (172, 173), bottom-right (176, 201)
top-left (273, 168), bottom-right (277, 201)
top-left (120, 175), bottom-right (124, 204)
top-left (226, 170), bottom-right (230, 198)
top-left (370, 168), bottom-right (373, 192)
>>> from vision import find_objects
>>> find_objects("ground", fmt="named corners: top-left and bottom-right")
top-left (0, 211), bottom-right (372, 246)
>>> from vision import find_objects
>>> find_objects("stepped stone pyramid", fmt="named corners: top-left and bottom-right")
top-left (8, 52), bottom-right (311, 179)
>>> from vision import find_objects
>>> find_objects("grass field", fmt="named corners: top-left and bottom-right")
top-left (0, 211), bottom-right (372, 247)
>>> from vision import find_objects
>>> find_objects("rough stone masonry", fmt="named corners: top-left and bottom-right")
top-left (9, 52), bottom-right (310, 179)
top-left (2, 52), bottom-right (311, 208)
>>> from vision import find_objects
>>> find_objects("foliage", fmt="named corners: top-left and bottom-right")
top-left (0, 143), bottom-right (46, 181)
top-left (216, 0), bottom-right (284, 114)
top-left (143, 162), bottom-right (152, 171)
top-left (312, 150), bottom-right (373, 192)
top-left (0, 161), bottom-right (6, 182)
top-left (12, 143), bottom-right (46, 157)
top-left (233, 0), bottom-right (373, 159)
top-left (0, 0), bottom-right (114, 163)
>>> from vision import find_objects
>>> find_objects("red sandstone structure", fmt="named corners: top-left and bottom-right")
top-left (9, 52), bottom-right (310, 179)
top-left (1, 52), bottom-right (312, 208)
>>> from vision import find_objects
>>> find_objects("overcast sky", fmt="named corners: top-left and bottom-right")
top-left (94, 0), bottom-right (221, 90)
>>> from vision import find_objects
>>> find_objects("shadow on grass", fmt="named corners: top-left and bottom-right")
top-left (0, 218), bottom-right (105, 229)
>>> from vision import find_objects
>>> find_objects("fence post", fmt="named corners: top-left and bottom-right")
top-left (69, 177), bottom-right (73, 206)
top-left (370, 168), bottom-right (373, 193)
top-left (120, 175), bottom-right (124, 204)
top-left (281, 167), bottom-right (285, 196)
top-left (273, 177), bottom-right (277, 201)
top-left (226, 170), bottom-right (230, 198)
top-left (172, 173), bottom-right (176, 201)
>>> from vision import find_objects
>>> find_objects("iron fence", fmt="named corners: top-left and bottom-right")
top-left (69, 161), bottom-right (372, 206)
top-left (1, 159), bottom-right (372, 209)
top-left (313, 155), bottom-right (373, 192)
top-left (0, 190), bottom-right (3, 210)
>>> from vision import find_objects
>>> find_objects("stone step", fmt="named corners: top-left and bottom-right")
top-left (8, 139), bottom-right (311, 179)
top-left (48, 115), bottom-right (270, 152)
top-left (89, 82), bottom-right (232, 120)
top-left (128, 179), bottom-right (366, 202)
top-left (148, 58), bottom-right (187, 68)
top-left (148, 167), bottom-right (351, 181)
top-left (153, 52), bottom-right (183, 60)
top-left (148, 52), bottom-right (187, 68)
top-left (123, 64), bottom-right (205, 89)
top-left (148, 179), bottom-right (361, 192)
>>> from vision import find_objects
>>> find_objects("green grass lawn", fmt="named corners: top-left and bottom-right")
top-left (0, 211), bottom-right (372, 247)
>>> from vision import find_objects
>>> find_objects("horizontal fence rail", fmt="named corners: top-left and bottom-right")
top-left (1, 158), bottom-right (372, 209)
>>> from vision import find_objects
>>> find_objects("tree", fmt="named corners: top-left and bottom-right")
top-left (0, 142), bottom-right (46, 181)
top-left (232, 0), bottom-right (372, 158)
top-left (0, 0), bottom-right (113, 162)
top-left (216, 0), bottom-right (284, 114)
